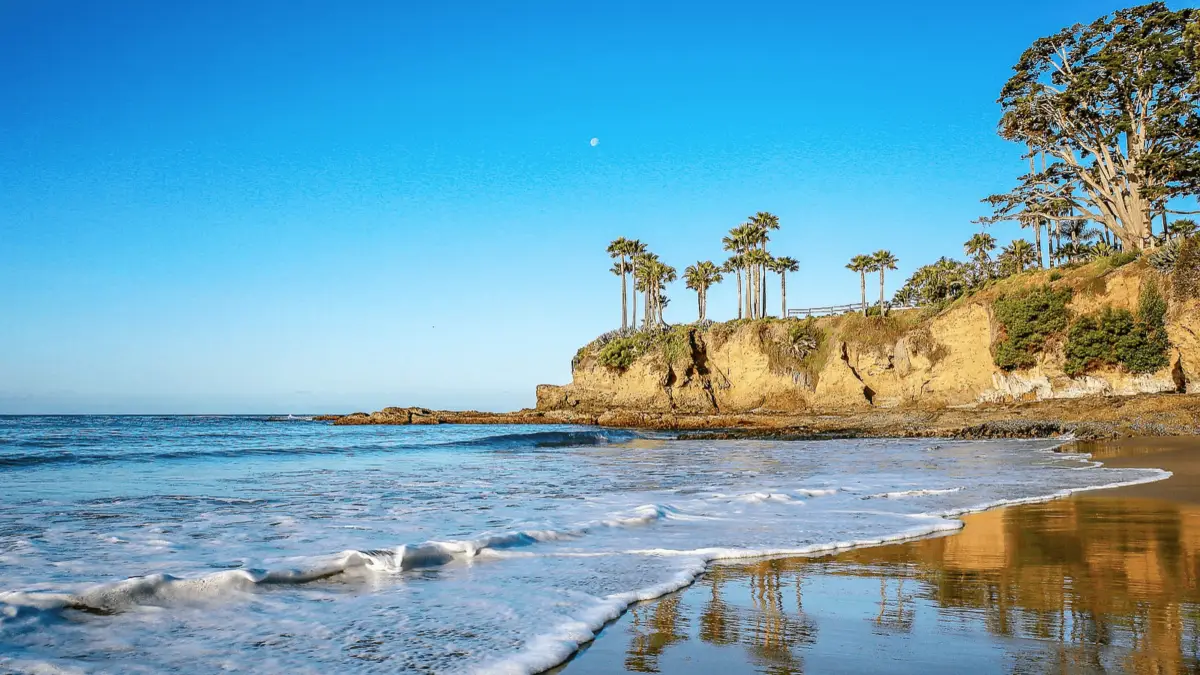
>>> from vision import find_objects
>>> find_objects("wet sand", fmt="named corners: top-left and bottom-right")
top-left (560, 437), bottom-right (1200, 674)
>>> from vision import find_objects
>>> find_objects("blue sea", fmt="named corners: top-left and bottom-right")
top-left (0, 416), bottom-right (1168, 674)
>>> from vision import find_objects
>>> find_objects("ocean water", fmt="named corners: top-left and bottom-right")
top-left (0, 416), bottom-right (1168, 674)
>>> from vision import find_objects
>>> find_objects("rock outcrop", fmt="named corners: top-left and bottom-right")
top-left (331, 406), bottom-right (596, 426)
top-left (538, 260), bottom-right (1197, 416)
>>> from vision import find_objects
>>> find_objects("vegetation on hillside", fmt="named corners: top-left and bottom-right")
top-left (992, 286), bottom-right (1073, 371)
top-left (1065, 283), bottom-right (1170, 376)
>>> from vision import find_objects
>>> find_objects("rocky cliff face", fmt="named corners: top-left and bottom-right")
top-left (538, 261), bottom-right (1199, 416)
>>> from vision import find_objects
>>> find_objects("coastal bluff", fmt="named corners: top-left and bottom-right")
top-left (333, 261), bottom-right (1200, 437)
top-left (537, 260), bottom-right (1200, 416)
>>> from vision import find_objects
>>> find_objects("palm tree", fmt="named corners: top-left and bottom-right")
top-left (731, 224), bottom-right (760, 319)
top-left (633, 251), bottom-right (658, 329)
top-left (626, 239), bottom-right (647, 329)
top-left (770, 256), bottom-right (799, 318)
top-left (748, 212), bottom-right (780, 314)
top-left (635, 254), bottom-right (677, 327)
top-left (998, 239), bottom-right (1036, 275)
top-left (743, 249), bottom-right (771, 319)
top-left (684, 261), bottom-right (724, 321)
top-left (963, 232), bottom-right (996, 283)
top-left (1019, 216), bottom-right (1046, 269)
top-left (872, 250), bottom-right (898, 316)
top-left (1169, 219), bottom-right (1198, 239)
top-left (651, 259), bottom-right (678, 325)
top-left (847, 254), bottom-right (873, 315)
top-left (1059, 219), bottom-right (1098, 254)
top-left (607, 237), bottom-right (631, 330)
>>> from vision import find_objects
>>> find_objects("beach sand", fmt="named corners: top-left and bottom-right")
top-left (559, 437), bottom-right (1200, 674)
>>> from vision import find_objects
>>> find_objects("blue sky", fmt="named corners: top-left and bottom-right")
top-left (0, 0), bottom-right (1192, 413)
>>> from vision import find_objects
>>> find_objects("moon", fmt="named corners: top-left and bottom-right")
top-left (589, 137), bottom-right (599, 147)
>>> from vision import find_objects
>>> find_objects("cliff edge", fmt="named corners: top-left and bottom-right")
top-left (537, 259), bottom-right (1200, 417)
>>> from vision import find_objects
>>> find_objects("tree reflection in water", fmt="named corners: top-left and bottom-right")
top-left (564, 495), bottom-right (1200, 674)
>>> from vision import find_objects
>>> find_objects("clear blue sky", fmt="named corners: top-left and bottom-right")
top-left (0, 0), bottom-right (1190, 413)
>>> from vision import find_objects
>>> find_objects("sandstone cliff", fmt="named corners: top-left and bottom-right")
top-left (538, 260), bottom-right (1200, 416)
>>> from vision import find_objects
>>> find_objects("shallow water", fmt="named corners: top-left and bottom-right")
top-left (0, 417), bottom-right (1168, 674)
top-left (563, 494), bottom-right (1200, 674)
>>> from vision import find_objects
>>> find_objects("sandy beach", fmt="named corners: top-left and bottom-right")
top-left (559, 437), bottom-right (1200, 674)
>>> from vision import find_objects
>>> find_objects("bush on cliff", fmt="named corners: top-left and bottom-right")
top-left (1064, 283), bottom-right (1169, 376)
top-left (992, 285), bottom-right (1073, 370)
top-left (758, 317), bottom-right (828, 381)
top-left (593, 326), bottom-right (696, 371)
top-left (787, 319), bottom-right (821, 359)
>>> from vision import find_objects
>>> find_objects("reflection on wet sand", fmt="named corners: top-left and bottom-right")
top-left (564, 494), bottom-right (1200, 674)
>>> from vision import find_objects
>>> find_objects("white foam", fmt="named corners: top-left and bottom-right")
top-left (731, 492), bottom-right (801, 504)
top-left (794, 487), bottom-right (839, 497)
top-left (866, 487), bottom-right (962, 499)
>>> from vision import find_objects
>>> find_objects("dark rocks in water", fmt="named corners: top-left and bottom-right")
top-left (330, 407), bottom-right (596, 427)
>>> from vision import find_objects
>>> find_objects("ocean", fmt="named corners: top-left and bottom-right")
top-left (0, 416), bottom-right (1168, 674)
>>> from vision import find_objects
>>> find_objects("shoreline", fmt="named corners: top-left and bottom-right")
top-left (320, 391), bottom-right (1200, 440)
top-left (557, 436), bottom-right (1200, 674)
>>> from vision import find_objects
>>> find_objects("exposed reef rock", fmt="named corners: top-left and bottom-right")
top-left (330, 406), bottom-right (596, 426)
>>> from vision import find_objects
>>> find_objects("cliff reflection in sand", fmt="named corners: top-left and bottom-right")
top-left (565, 495), bottom-right (1200, 674)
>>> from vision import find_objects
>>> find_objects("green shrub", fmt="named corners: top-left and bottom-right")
top-left (660, 325), bottom-right (693, 364)
top-left (1139, 281), bottom-right (1168, 326)
top-left (596, 337), bottom-right (640, 370)
top-left (1064, 308), bottom-right (1134, 375)
top-left (1064, 283), bottom-right (1170, 376)
top-left (594, 326), bottom-right (698, 371)
top-left (1109, 250), bottom-right (1139, 268)
top-left (992, 285), bottom-right (1073, 370)
top-left (1048, 271), bottom-right (1063, 282)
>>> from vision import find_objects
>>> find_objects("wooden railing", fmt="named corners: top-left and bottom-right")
top-left (786, 301), bottom-right (923, 318)
top-left (786, 303), bottom-right (861, 318)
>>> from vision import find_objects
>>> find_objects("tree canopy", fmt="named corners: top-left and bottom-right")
top-left (987, 3), bottom-right (1199, 250)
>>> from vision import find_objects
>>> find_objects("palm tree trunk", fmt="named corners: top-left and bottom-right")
top-left (744, 263), bottom-right (752, 320)
top-left (631, 262), bottom-right (638, 329)
top-left (761, 243), bottom-right (768, 318)
top-left (751, 263), bottom-right (756, 319)
top-left (878, 268), bottom-right (886, 317)
top-left (644, 288), bottom-right (650, 329)
top-left (754, 264), bottom-right (762, 319)
top-left (750, 264), bottom-right (757, 319)
top-left (780, 273), bottom-right (787, 318)
top-left (761, 263), bottom-right (768, 318)
top-left (860, 271), bottom-right (867, 315)
top-left (653, 281), bottom-right (660, 326)
top-left (735, 267), bottom-right (743, 320)
top-left (620, 257), bottom-right (628, 330)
